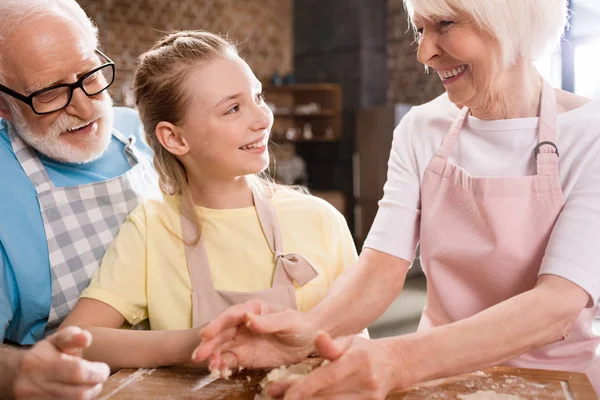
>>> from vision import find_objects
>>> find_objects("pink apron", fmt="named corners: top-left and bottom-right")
top-left (181, 188), bottom-right (319, 328)
top-left (419, 79), bottom-right (599, 393)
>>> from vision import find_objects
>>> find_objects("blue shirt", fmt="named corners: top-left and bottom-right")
top-left (0, 107), bottom-right (153, 344)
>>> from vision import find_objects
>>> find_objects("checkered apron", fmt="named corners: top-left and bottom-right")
top-left (7, 122), bottom-right (160, 335)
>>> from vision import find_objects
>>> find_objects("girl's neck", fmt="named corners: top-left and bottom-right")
top-left (188, 175), bottom-right (255, 210)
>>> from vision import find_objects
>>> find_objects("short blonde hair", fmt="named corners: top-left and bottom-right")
top-left (403, 0), bottom-right (569, 66)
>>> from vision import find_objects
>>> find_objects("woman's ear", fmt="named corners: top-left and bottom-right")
top-left (155, 121), bottom-right (189, 156)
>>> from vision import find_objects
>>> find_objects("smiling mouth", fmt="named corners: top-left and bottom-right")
top-left (239, 137), bottom-right (268, 150)
top-left (437, 65), bottom-right (468, 80)
top-left (65, 120), bottom-right (95, 134)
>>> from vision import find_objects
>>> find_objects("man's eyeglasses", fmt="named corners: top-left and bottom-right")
top-left (0, 49), bottom-right (115, 115)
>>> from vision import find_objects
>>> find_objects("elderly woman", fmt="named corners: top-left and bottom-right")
top-left (193, 0), bottom-right (600, 398)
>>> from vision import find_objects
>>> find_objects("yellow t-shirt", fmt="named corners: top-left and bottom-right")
top-left (80, 188), bottom-right (358, 330)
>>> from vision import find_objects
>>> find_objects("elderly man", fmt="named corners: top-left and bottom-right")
top-left (0, 0), bottom-right (159, 398)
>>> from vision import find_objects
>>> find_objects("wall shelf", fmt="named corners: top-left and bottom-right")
top-left (266, 83), bottom-right (347, 217)
top-left (266, 83), bottom-right (341, 92)
top-left (273, 110), bottom-right (339, 118)
top-left (266, 83), bottom-right (342, 142)
top-left (270, 136), bottom-right (340, 144)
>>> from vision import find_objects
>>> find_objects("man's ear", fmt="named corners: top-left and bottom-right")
top-left (0, 96), bottom-right (12, 121)
top-left (155, 121), bottom-right (189, 156)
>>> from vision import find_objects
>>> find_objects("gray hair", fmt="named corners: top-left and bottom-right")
top-left (404, 0), bottom-right (569, 67)
top-left (0, 0), bottom-right (99, 83)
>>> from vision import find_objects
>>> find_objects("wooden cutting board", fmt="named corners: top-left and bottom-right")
top-left (98, 359), bottom-right (597, 400)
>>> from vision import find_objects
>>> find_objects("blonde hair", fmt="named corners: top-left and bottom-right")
top-left (403, 0), bottom-right (569, 66)
top-left (133, 30), bottom-right (278, 242)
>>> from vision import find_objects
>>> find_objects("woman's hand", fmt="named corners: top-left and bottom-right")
top-left (268, 332), bottom-right (406, 400)
top-left (192, 299), bottom-right (318, 372)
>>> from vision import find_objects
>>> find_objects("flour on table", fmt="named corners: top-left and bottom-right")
top-left (458, 390), bottom-right (522, 400)
top-left (254, 360), bottom-right (329, 400)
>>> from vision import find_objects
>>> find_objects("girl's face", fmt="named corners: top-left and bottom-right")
top-left (174, 55), bottom-right (273, 182)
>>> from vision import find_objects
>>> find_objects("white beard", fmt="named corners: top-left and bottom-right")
top-left (9, 99), bottom-right (114, 164)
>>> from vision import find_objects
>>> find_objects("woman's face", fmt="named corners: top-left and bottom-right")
top-left (176, 55), bottom-right (273, 181)
top-left (414, 13), bottom-right (503, 108)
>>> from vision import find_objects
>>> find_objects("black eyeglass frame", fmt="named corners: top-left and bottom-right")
top-left (0, 49), bottom-right (115, 115)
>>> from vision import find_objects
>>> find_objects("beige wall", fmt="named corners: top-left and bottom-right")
top-left (77, 0), bottom-right (293, 105)
top-left (387, 0), bottom-right (445, 105)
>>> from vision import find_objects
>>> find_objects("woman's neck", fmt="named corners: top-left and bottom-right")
top-left (468, 62), bottom-right (543, 120)
top-left (187, 174), bottom-right (255, 210)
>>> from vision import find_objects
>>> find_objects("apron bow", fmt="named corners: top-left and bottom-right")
top-left (275, 251), bottom-right (318, 286)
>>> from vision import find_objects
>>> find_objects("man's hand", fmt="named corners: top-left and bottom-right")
top-left (192, 299), bottom-right (318, 373)
top-left (12, 326), bottom-right (110, 400)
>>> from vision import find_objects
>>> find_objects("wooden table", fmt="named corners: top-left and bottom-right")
top-left (98, 359), bottom-right (597, 399)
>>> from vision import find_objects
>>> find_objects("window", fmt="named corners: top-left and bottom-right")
top-left (536, 0), bottom-right (600, 98)
top-left (574, 39), bottom-right (600, 99)
top-left (535, 50), bottom-right (562, 89)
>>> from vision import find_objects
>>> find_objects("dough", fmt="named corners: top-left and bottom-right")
top-left (209, 365), bottom-right (244, 380)
top-left (458, 390), bottom-right (522, 400)
top-left (254, 360), bottom-right (329, 400)
top-left (209, 367), bottom-right (232, 380)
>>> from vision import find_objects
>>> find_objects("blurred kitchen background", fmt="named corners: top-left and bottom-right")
top-left (78, 0), bottom-right (600, 339)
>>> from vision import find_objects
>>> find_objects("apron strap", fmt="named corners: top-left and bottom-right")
top-left (434, 106), bottom-right (470, 161)
top-left (252, 187), bottom-right (318, 287)
top-left (435, 79), bottom-right (559, 177)
top-left (7, 121), bottom-right (55, 192)
top-left (535, 79), bottom-right (559, 176)
top-left (7, 123), bottom-right (142, 192)
top-left (111, 128), bottom-right (140, 166)
top-left (181, 207), bottom-right (217, 292)
top-left (182, 186), bottom-right (320, 295)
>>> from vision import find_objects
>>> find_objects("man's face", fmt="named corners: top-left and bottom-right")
top-left (1, 13), bottom-right (113, 163)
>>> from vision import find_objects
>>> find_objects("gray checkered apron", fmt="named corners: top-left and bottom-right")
top-left (7, 122), bottom-right (160, 335)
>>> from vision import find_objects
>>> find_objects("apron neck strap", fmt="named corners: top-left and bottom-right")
top-left (181, 208), bottom-right (216, 292)
top-left (253, 187), bottom-right (318, 287)
top-left (435, 79), bottom-right (559, 176)
top-left (535, 78), bottom-right (559, 176)
top-left (180, 187), bottom-right (289, 293)
top-left (111, 128), bottom-right (140, 166)
top-left (7, 121), bottom-right (55, 192)
top-left (252, 188), bottom-right (283, 259)
top-left (7, 124), bottom-right (142, 192)
top-left (435, 106), bottom-right (469, 161)
top-left (181, 185), bottom-right (319, 293)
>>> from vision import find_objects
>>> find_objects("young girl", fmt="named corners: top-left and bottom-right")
top-left (59, 30), bottom-right (359, 370)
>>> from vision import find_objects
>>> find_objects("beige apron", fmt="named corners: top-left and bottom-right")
top-left (181, 188), bottom-right (319, 328)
